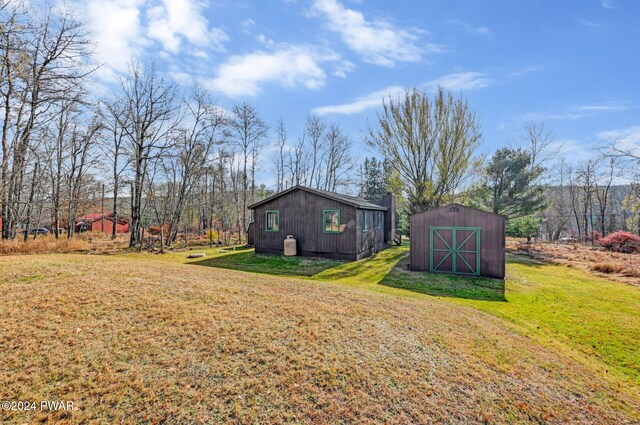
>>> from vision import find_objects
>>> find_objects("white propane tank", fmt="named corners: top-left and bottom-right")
top-left (284, 235), bottom-right (297, 256)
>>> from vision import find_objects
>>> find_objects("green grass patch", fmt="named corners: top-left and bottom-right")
top-left (459, 255), bottom-right (640, 384)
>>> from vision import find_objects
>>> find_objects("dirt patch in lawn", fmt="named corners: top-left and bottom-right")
top-left (507, 239), bottom-right (640, 285)
top-left (0, 255), bottom-right (638, 424)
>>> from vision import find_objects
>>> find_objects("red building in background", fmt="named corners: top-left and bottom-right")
top-left (76, 213), bottom-right (129, 234)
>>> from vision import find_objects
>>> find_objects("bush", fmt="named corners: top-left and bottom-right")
top-left (506, 216), bottom-right (541, 242)
top-left (591, 262), bottom-right (626, 274)
top-left (598, 231), bottom-right (640, 254)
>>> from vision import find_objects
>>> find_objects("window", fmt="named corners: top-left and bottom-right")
top-left (323, 210), bottom-right (341, 233)
top-left (266, 210), bottom-right (279, 232)
top-left (361, 210), bottom-right (369, 232)
top-left (375, 211), bottom-right (382, 229)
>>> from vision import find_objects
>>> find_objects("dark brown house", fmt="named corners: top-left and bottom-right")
top-left (248, 186), bottom-right (395, 261)
top-left (410, 204), bottom-right (505, 279)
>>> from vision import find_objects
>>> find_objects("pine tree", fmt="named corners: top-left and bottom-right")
top-left (480, 147), bottom-right (547, 218)
top-left (361, 157), bottom-right (386, 201)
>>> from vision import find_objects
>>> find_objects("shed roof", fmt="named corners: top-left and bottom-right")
top-left (411, 203), bottom-right (507, 219)
top-left (248, 185), bottom-right (387, 211)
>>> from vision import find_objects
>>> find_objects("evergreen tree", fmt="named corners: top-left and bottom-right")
top-left (361, 157), bottom-right (386, 201)
top-left (507, 216), bottom-right (542, 243)
top-left (479, 147), bottom-right (546, 218)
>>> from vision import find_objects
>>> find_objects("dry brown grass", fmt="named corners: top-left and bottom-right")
top-left (1, 255), bottom-right (639, 424)
top-left (0, 234), bottom-right (130, 255)
top-left (507, 239), bottom-right (640, 285)
top-left (591, 262), bottom-right (627, 274)
top-left (0, 236), bottom-right (90, 255)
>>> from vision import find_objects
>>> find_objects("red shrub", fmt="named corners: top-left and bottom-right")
top-left (598, 231), bottom-right (640, 254)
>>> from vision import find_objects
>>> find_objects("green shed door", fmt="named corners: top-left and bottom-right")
top-left (429, 226), bottom-right (481, 276)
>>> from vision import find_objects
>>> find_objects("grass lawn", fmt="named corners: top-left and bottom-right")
top-left (164, 243), bottom-right (640, 387)
top-left (1, 245), bottom-right (639, 423)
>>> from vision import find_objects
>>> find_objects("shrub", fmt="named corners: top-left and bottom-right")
top-left (591, 262), bottom-right (626, 274)
top-left (598, 231), bottom-right (640, 254)
top-left (506, 216), bottom-right (541, 243)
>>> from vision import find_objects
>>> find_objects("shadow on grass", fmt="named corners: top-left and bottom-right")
top-left (505, 252), bottom-right (546, 267)
top-left (191, 244), bottom-right (505, 302)
top-left (191, 251), bottom-right (345, 277)
top-left (378, 254), bottom-right (506, 302)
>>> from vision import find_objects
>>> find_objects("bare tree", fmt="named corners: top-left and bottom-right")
top-left (540, 158), bottom-right (572, 240)
top-left (322, 124), bottom-right (352, 192)
top-left (228, 103), bottom-right (268, 236)
top-left (593, 156), bottom-right (617, 237)
top-left (1, 3), bottom-right (93, 238)
top-left (163, 85), bottom-right (226, 247)
top-left (521, 122), bottom-right (557, 176)
top-left (274, 118), bottom-right (287, 191)
top-left (366, 87), bottom-right (481, 213)
top-left (305, 115), bottom-right (325, 188)
top-left (99, 97), bottom-right (131, 239)
top-left (115, 61), bottom-right (179, 248)
top-left (287, 134), bottom-right (308, 188)
top-left (65, 115), bottom-right (101, 238)
top-left (575, 160), bottom-right (597, 242)
top-left (46, 99), bottom-right (73, 238)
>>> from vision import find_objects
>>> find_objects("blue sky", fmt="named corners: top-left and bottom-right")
top-left (83, 0), bottom-right (640, 163)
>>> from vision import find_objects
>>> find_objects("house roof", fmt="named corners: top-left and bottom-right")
top-left (76, 212), bottom-right (129, 225)
top-left (248, 185), bottom-right (388, 211)
top-left (76, 213), bottom-right (104, 222)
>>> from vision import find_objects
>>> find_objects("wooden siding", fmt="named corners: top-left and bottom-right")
top-left (252, 189), bottom-right (358, 259)
top-left (410, 204), bottom-right (505, 279)
top-left (356, 209), bottom-right (386, 260)
top-left (88, 219), bottom-right (129, 234)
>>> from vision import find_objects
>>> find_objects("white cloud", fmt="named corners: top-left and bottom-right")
top-left (312, 72), bottom-right (489, 115)
top-left (310, 0), bottom-right (426, 66)
top-left (81, 0), bottom-right (228, 84)
top-left (446, 20), bottom-right (491, 36)
top-left (602, 0), bottom-right (616, 9)
top-left (206, 44), bottom-right (340, 97)
top-left (331, 60), bottom-right (356, 78)
top-left (576, 17), bottom-right (600, 27)
top-left (147, 0), bottom-right (228, 53)
top-left (312, 85), bottom-right (405, 115)
top-left (548, 139), bottom-right (595, 162)
top-left (424, 72), bottom-right (490, 91)
top-left (523, 103), bottom-right (632, 121)
top-left (510, 65), bottom-right (543, 77)
top-left (85, 0), bottom-right (147, 79)
top-left (597, 126), bottom-right (640, 153)
top-left (573, 104), bottom-right (629, 112)
top-left (241, 18), bottom-right (255, 33)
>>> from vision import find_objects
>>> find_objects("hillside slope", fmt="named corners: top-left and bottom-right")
top-left (1, 255), bottom-right (639, 424)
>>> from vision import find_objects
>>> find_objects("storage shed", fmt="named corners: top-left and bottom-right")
top-left (248, 185), bottom-right (395, 261)
top-left (410, 204), bottom-right (505, 279)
